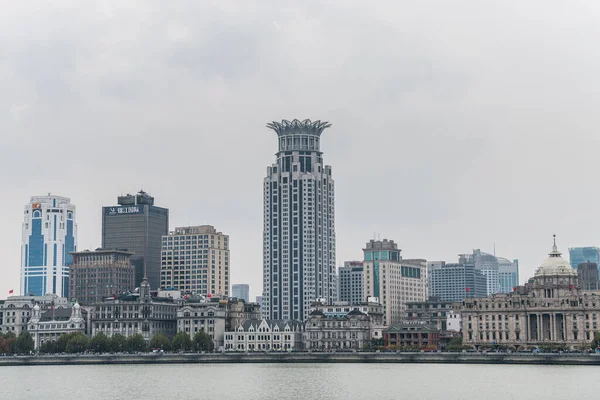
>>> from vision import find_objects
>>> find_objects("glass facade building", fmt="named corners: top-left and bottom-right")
top-left (498, 257), bottom-right (519, 294)
top-left (232, 284), bottom-right (250, 303)
top-left (262, 119), bottom-right (336, 321)
top-left (569, 247), bottom-right (600, 271)
top-left (21, 195), bottom-right (77, 297)
top-left (102, 191), bottom-right (168, 290)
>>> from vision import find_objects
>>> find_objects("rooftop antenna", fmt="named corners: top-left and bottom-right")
top-left (493, 242), bottom-right (496, 257)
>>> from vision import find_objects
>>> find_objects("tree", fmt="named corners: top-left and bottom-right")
top-left (3, 332), bottom-right (17, 355)
top-left (126, 334), bottom-right (147, 353)
top-left (89, 333), bottom-right (110, 353)
top-left (15, 331), bottom-right (35, 354)
top-left (110, 334), bottom-right (127, 353)
top-left (66, 333), bottom-right (89, 353)
top-left (171, 332), bottom-right (192, 352)
top-left (0, 337), bottom-right (9, 354)
top-left (39, 340), bottom-right (58, 354)
top-left (149, 333), bottom-right (171, 351)
top-left (592, 332), bottom-right (600, 350)
top-left (56, 333), bottom-right (75, 353)
top-left (193, 331), bottom-right (214, 352)
top-left (447, 337), bottom-right (464, 352)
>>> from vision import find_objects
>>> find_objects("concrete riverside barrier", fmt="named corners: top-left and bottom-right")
top-left (2, 352), bottom-right (600, 366)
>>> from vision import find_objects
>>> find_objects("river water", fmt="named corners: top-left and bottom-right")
top-left (0, 363), bottom-right (597, 400)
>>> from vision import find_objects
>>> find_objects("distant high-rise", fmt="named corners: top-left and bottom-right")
top-left (232, 284), bottom-right (250, 302)
top-left (498, 258), bottom-right (519, 294)
top-left (21, 195), bottom-right (77, 297)
top-left (362, 239), bottom-right (427, 326)
top-left (160, 226), bottom-right (229, 297)
top-left (102, 191), bottom-right (168, 289)
top-left (577, 262), bottom-right (599, 291)
top-left (262, 119), bottom-right (336, 321)
top-left (569, 247), bottom-right (600, 272)
top-left (459, 249), bottom-right (518, 295)
top-left (338, 261), bottom-right (364, 304)
top-left (428, 261), bottom-right (487, 302)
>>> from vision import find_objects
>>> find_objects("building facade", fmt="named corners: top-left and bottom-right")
top-left (427, 261), bottom-right (487, 302)
top-left (1, 295), bottom-right (68, 335)
top-left (569, 247), bottom-right (600, 271)
top-left (27, 303), bottom-right (86, 349)
top-left (498, 257), bottom-right (519, 294)
top-left (90, 278), bottom-right (177, 342)
top-left (69, 249), bottom-right (135, 305)
top-left (362, 239), bottom-right (427, 326)
top-left (21, 195), bottom-right (77, 297)
top-left (304, 309), bottom-right (372, 350)
top-left (577, 262), bottom-right (599, 291)
top-left (102, 191), bottom-right (169, 289)
top-left (176, 298), bottom-right (260, 350)
top-left (310, 300), bottom-right (385, 340)
top-left (224, 319), bottom-right (304, 351)
top-left (160, 226), bottom-right (230, 298)
top-left (232, 284), bottom-right (250, 303)
top-left (459, 239), bottom-right (600, 348)
top-left (338, 261), bottom-right (364, 304)
top-left (383, 322), bottom-right (441, 350)
top-left (263, 119), bottom-right (336, 321)
top-left (406, 298), bottom-right (454, 332)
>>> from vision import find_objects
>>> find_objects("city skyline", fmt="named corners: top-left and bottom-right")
top-left (4, 2), bottom-right (600, 301)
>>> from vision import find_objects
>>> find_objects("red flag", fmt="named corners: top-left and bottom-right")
top-left (465, 287), bottom-right (471, 292)
top-left (8, 289), bottom-right (13, 294)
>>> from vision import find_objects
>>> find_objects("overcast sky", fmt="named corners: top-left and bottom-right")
top-left (2, 1), bottom-right (600, 299)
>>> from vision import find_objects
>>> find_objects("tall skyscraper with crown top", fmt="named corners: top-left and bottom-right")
top-left (262, 119), bottom-right (336, 321)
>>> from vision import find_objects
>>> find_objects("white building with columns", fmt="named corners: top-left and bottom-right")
top-left (459, 237), bottom-right (600, 348)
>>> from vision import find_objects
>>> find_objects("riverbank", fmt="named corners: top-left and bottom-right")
top-left (2, 352), bottom-right (600, 366)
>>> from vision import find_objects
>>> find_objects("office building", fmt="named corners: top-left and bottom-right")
top-left (1, 294), bottom-right (68, 335)
top-left (232, 284), bottom-right (250, 302)
top-left (310, 299), bottom-right (385, 340)
top-left (305, 309), bottom-right (372, 350)
top-left (498, 257), bottom-right (519, 294)
top-left (21, 195), bottom-right (77, 297)
top-left (102, 191), bottom-right (169, 289)
top-left (577, 262), bottom-right (599, 291)
top-left (262, 119), bottom-right (336, 321)
top-left (427, 261), bottom-right (487, 302)
top-left (458, 237), bottom-right (600, 347)
top-left (362, 239), bottom-right (427, 326)
top-left (69, 249), bottom-right (135, 305)
top-left (569, 247), bottom-right (600, 271)
top-left (338, 261), bottom-right (364, 304)
top-left (90, 278), bottom-right (177, 342)
top-left (160, 225), bottom-right (230, 298)
top-left (177, 297), bottom-right (260, 350)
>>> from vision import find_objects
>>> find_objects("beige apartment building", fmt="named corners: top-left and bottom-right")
top-left (362, 239), bottom-right (427, 326)
top-left (160, 225), bottom-right (230, 297)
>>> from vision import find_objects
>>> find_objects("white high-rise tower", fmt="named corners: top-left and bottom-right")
top-left (21, 195), bottom-right (77, 297)
top-left (263, 119), bottom-right (336, 321)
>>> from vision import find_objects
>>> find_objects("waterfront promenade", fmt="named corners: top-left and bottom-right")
top-left (2, 352), bottom-right (600, 366)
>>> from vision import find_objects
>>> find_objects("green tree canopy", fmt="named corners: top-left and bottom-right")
top-left (66, 333), bottom-right (89, 353)
top-left (89, 333), bottom-right (110, 353)
top-left (39, 340), bottom-right (58, 354)
top-left (110, 334), bottom-right (127, 353)
top-left (149, 333), bottom-right (171, 351)
top-left (171, 332), bottom-right (192, 352)
top-left (15, 331), bottom-right (35, 354)
top-left (126, 334), bottom-right (147, 353)
top-left (193, 331), bottom-right (214, 352)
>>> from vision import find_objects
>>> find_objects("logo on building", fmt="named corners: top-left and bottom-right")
top-left (105, 206), bottom-right (144, 216)
top-left (32, 203), bottom-right (41, 209)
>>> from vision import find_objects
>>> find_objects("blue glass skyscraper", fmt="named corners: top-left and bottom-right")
top-left (21, 195), bottom-right (77, 297)
top-left (569, 247), bottom-right (600, 270)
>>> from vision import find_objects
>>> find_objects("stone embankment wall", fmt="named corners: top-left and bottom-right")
top-left (2, 353), bottom-right (600, 366)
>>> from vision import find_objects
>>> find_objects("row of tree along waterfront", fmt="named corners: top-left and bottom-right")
top-left (0, 331), bottom-right (214, 355)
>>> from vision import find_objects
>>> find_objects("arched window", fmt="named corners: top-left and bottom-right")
top-left (33, 210), bottom-right (41, 218)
